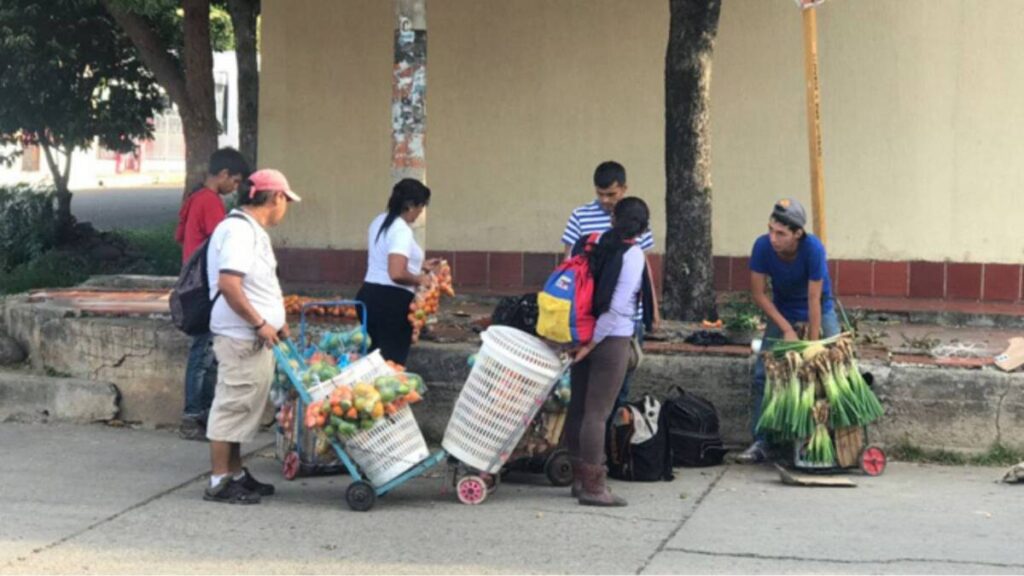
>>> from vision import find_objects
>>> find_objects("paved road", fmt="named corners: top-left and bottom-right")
top-left (1, 422), bottom-right (1021, 575)
top-left (71, 187), bottom-right (184, 230)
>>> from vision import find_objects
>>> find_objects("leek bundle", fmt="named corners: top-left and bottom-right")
top-left (755, 334), bottom-right (885, 443)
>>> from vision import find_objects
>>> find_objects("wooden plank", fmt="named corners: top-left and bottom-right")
top-left (803, 6), bottom-right (827, 244)
top-left (546, 411), bottom-right (567, 446)
top-left (835, 426), bottom-right (864, 468)
top-left (776, 464), bottom-right (856, 487)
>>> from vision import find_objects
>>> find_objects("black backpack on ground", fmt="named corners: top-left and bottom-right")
top-left (606, 395), bottom-right (674, 482)
top-left (490, 292), bottom-right (539, 335)
top-left (170, 213), bottom-right (246, 336)
top-left (661, 387), bottom-right (728, 467)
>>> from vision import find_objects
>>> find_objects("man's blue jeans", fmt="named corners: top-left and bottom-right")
top-left (184, 331), bottom-right (217, 419)
top-left (751, 309), bottom-right (841, 442)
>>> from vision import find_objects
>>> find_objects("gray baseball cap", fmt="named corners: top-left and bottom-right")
top-left (771, 198), bottom-right (807, 229)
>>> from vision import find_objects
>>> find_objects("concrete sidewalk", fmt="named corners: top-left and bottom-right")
top-left (1, 422), bottom-right (1021, 575)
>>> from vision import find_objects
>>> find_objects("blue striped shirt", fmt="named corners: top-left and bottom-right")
top-left (561, 200), bottom-right (654, 322)
top-left (561, 200), bottom-right (655, 251)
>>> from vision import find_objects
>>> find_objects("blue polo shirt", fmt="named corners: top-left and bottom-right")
top-left (749, 234), bottom-right (833, 322)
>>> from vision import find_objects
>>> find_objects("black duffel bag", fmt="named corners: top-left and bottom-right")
top-left (662, 387), bottom-right (728, 467)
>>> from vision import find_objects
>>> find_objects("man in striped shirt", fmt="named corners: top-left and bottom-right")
top-left (561, 161), bottom-right (661, 406)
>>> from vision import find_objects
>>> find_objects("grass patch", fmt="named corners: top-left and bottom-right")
top-left (0, 223), bottom-right (181, 295)
top-left (889, 440), bottom-right (1024, 467)
top-left (0, 250), bottom-right (92, 294)
top-left (110, 222), bottom-right (181, 276)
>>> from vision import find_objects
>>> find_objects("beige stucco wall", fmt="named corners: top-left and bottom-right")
top-left (713, 0), bottom-right (1024, 262)
top-left (259, 0), bottom-right (394, 250)
top-left (261, 0), bottom-right (1024, 263)
top-left (428, 0), bottom-right (668, 253)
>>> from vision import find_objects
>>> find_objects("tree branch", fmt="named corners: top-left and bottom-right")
top-left (38, 138), bottom-right (62, 189)
top-left (61, 145), bottom-right (73, 183)
top-left (100, 0), bottom-right (189, 110)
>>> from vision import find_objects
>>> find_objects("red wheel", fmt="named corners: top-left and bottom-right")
top-left (282, 451), bottom-right (301, 480)
top-left (456, 475), bottom-right (488, 505)
top-left (859, 446), bottom-right (887, 477)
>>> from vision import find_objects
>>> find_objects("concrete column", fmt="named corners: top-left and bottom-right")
top-left (393, 0), bottom-right (428, 248)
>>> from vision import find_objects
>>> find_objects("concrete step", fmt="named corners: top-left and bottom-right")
top-left (0, 369), bottom-right (119, 423)
top-left (840, 295), bottom-right (1024, 329)
top-left (405, 342), bottom-right (1024, 453)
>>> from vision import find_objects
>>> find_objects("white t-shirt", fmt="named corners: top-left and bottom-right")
top-left (207, 210), bottom-right (286, 341)
top-left (363, 213), bottom-right (423, 293)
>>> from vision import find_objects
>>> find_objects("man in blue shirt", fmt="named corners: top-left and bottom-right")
top-left (561, 161), bottom-right (661, 409)
top-left (737, 198), bottom-right (840, 464)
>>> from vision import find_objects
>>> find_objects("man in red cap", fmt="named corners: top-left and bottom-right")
top-left (203, 169), bottom-right (301, 504)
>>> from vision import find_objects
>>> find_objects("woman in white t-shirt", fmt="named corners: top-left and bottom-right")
top-left (356, 179), bottom-right (437, 364)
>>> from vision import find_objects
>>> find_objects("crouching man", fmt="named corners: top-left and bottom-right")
top-left (204, 169), bottom-right (301, 503)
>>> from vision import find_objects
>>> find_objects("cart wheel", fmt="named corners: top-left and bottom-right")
top-left (456, 475), bottom-right (488, 505)
top-left (480, 472), bottom-right (500, 493)
top-left (346, 481), bottom-right (376, 512)
top-left (859, 445), bottom-right (887, 477)
top-left (282, 451), bottom-right (300, 481)
top-left (544, 449), bottom-right (574, 487)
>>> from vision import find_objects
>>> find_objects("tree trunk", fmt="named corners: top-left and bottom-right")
top-left (227, 0), bottom-right (259, 166)
top-left (39, 141), bottom-right (74, 237)
top-left (102, 0), bottom-right (220, 198)
top-left (182, 0), bottom-right (219, 194)
top-left (663, 0), bottom-right (722, 321)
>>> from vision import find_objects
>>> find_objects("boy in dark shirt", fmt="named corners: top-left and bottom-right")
top-left (175, 148), bottom-right (250, 440)
top-left (737, 198), bottom-right (840, 463)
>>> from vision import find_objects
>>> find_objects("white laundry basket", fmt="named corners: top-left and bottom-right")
top-left (442, 326), bottom-right (566, 473)
top-left (318, 350), bottom-right (429, 485)
top-left (307, 351), bottom-right (390, 403)
top-left (346, 404), bottom-right (430, 486)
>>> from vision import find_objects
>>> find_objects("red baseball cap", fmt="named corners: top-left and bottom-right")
top-left (248, 169), bottom-right (301, 202)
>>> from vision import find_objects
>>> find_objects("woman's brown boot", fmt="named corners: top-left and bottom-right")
top-left (577, 462), bottom-right (627, 507)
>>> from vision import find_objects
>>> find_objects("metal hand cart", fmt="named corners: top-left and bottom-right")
top-left (790, 371), bottom-right (887, 477)
top-left (275, 337), bottom-right (450, 511)
top-left (272, 324), bottom-right (569, 510)
top-left (499, 371), bottom-right (574, 486)
top-left (790, 430), bottom-right (887, 477)
top-left (275, 299), bottom-right (369, 480)
top-left (443, 326), bottom-right (572, 502)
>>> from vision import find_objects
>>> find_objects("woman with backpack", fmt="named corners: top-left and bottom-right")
top-left (564, 197), bottom-right (654, 507)
top-left (356, 179), bottom-right (439, 365)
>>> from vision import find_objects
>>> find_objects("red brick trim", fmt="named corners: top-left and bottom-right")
top-left (275, 248), bottom-right (1024, 303)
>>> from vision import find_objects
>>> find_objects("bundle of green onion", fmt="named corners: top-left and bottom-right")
top-left (806, 400), bottom-right (835, 464)
top-left (755, 334), bottom-right (885, 464)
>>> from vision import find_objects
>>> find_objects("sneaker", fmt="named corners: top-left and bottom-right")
top-left (736, 441), bottom-right (769, 464)
top-left (238, 467), bottom-right (275, 496)
top-left (203, 478), bottom-right (261, 505)
top-left (179, 416), bottom-right (207, 442)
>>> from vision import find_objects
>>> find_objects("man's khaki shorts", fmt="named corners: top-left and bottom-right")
top-left (206, 335), bottom-right (275, 443)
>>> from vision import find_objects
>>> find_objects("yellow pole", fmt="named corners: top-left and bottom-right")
top-left (802, 5), bottom-right (827, 244)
